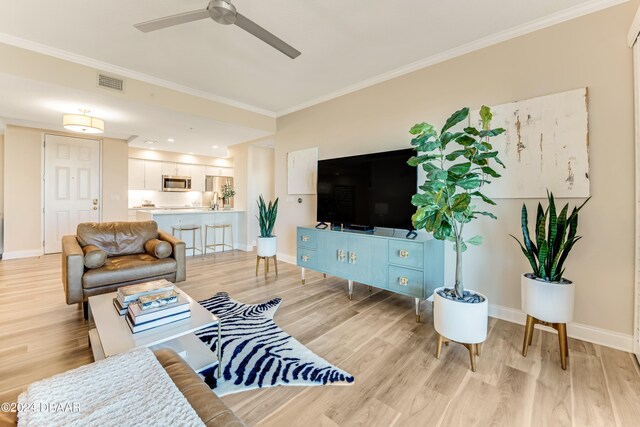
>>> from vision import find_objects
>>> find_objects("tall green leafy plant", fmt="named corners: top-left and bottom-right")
top-left (409, 106), bottom-right (505, 299)
top-left (511, 192), bottom-right (589, 282)
top-left (257, 195), bottom-right (279, 238)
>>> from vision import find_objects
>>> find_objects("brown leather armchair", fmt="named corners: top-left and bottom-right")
top-left (62, 221), bottom-right (186, 317)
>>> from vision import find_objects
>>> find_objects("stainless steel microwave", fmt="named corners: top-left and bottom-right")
top-left (162, 175), bottom-right (192, 192)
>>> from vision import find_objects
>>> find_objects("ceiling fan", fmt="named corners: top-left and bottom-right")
top-left (133, 0), bottom-right (301, 59)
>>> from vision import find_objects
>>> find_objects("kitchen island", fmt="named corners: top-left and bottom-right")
top-left (136, 209), bottom-right (246, 253)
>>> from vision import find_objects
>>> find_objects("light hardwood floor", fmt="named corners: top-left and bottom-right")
top-left (1, 252), bottom-right (640, 426)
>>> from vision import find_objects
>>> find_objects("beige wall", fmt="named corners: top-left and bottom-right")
top-left (4, 126), bottom-right (42, 256)
top-left (102, 137), bottom-right (129, 221)
top-left (248, 146), bottom-right (275, 245)
top-left (228, 142), bottom-right (275, 249)
top-left (228, 143), bottom-right (249, 249)
top-left (3, 125), bottom-right (129, 256)
top-left (274, 3), bottom-right (637, 336)
top-left (0, 133), bottom-right (5, 252)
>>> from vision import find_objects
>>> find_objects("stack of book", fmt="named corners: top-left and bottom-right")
top-left (112, 280), bottom-right (191, 333)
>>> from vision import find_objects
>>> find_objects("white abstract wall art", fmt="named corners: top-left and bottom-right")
top-left (287, 147), bottom-right (318, 195)
top-left (469, 88), bottom-right (590, 198)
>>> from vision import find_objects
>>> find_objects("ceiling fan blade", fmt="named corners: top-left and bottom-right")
top-left (134, 9), bottom-right (210, 33)
top-left (234, 13), bottom-right (301, 59)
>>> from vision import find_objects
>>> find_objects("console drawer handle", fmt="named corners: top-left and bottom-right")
top-left (337, 249), bottom-right (346, 262)
top-left (301, 255), bottom-right (309, 262)
top-left (399, 277), bottom-right (409, 286)
top-left (301, 235), bottom-right (310, 242)
top-left (399, 249), bottom-right (409, 258)
top-left (349, 252), bottom-right (357, 264)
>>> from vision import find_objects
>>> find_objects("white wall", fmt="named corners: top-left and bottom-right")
top-left (273, 3), bottom-right (637, 342)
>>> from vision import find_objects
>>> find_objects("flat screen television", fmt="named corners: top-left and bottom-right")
top-left (317, 148), bottom-right (417, 230)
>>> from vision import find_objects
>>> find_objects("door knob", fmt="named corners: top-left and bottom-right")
top-left (93, 199), bottom-right (98, 205)
top-left (93, 206), bottom-right (98, 210)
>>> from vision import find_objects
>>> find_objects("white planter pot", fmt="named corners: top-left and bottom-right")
top-left (521, 274), bottom-right (574, 323)
top-left (257, 236), bottom-right (277, 257)
top-left (433, 287), bottom-right (488, 344)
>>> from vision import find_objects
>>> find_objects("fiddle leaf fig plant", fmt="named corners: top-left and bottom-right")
top-left (511, 192), bottom-right (590, 282)
top-left (408, 106), bottom-right (505, 299)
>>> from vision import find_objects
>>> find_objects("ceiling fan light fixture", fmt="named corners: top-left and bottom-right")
top-left (208, 0), bottom-right (237, 25)
top-left (63, 109), bottom-right (104, 134)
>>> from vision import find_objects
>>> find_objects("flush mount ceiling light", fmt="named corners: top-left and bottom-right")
top-left (212, 145), bottom-right (219, 148)
top-left (62, 109), bottom-right (104, 134)
top-left (167, 138), bottom-right (175, 142)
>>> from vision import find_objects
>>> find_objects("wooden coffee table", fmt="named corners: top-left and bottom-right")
top-left (87, 286), bottom-right (221, 376)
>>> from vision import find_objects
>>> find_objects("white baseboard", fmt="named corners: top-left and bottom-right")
top-left (271, 252), bottom-right (634, 352)
top-left (277, 252), bottom-right (296, 264)
top-left (489, 303), bottom-right (634, 352)
top-left (2, 249), bottom-right (44, 260)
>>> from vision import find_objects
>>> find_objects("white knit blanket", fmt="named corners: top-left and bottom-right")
top-left (17, 347), bottom-right (205, 427)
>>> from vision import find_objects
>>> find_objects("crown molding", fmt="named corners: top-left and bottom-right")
top-left (0, 32), bottom-right (277, 118)
top-left (276, 0), bottom-right (629, 117)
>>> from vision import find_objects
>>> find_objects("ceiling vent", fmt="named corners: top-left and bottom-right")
top-left (97, 73), bottom-right (125, 92)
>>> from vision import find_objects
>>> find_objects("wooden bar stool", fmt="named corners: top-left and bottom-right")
top-left (256, 255), bottom-right (278, 278)
top-left (204, 224), bottom-right (234, 257)
top-left (172, 224), bottom-right (203, 259)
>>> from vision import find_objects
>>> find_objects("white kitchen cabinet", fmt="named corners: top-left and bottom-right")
top-left (144, 161), bottom-right (163, 191)
top-left (161, 162), bottom-right (191, 177)
top-left (205, 166), bottom-right (234, 177)
top-left (161, 162), bottom-right (177, 176)
top-left (176, 163), bottom-right (191, 177)
top-left (191, 165), bottom-right (206, 192)
top-left (128, 159), bottom-right (145, 190)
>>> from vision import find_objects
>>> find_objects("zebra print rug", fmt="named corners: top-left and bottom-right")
top-left (195, 292), bottom-right (355, 396)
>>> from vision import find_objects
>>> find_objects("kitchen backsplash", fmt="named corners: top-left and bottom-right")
top-left (128, 190), bottom-right (203, 208)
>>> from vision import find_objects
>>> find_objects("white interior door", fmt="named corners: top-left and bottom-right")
top-left (44, 134), bottom-right (100, 254)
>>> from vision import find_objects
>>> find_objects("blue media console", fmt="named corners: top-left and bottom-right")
top-left (296, 226), bottom-right (445, 322)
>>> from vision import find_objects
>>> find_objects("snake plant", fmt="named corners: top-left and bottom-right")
top-left (257, 195), bottom-right (279, 238)
top-left (511, 192), bottom-right (590, 282)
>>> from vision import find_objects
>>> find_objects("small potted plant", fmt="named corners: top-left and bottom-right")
top-left (221, 183), bottom-right (236, 210)
top-left (511, 192), bottom-right (589, 369)
top-left (408, 106), bottom-right (505, 371)
top-left (256, 195), bottom-right (279, 257)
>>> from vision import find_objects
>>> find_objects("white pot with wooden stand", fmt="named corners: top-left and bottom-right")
top-left (521, 273), bottom-right (574, 369)
top-left (256, 236), bottom-right (277, 277)
top-left (433, 286), bottom-right (488, 372)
